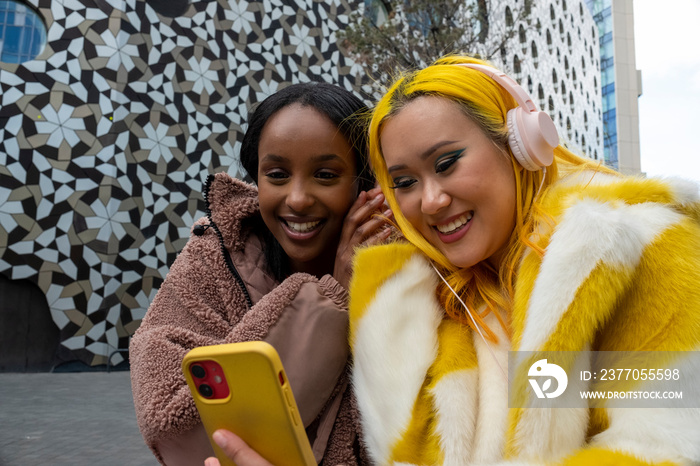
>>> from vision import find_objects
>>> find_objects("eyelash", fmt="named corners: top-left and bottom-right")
top-left (390, 178), bottom-right (416, 190)
top-left (315, 170), bottom-right (340, 180)
top-left (263, 170), bottom-right (341, 183)
top-left (264, 170), bottom-right (288, 180)
top-left (391, 149), bottom-right (464, 190)
top-left (435, 149), bottom-right (464, 173)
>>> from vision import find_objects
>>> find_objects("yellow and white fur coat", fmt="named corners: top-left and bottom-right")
top-left (349, 173), bottom-right (700, 465)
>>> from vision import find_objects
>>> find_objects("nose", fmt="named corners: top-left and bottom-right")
top-left (421, 179), bottom-right (451, 215)
top-left (285, 179), bottom-right (315, 212)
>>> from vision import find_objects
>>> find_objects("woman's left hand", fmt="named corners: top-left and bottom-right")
top-left (333, 186), bottom-right (393, 290)
top-left (204, 430), bottom-right (273, 466)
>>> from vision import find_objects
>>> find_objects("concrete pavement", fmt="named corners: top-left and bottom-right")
top-left (0, 371), bottom-right (158, 465)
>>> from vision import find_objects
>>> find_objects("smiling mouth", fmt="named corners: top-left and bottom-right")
top-left (285, 220), bottom-right (322, 233)
top-left (435, 212), bottom-right (473, 235)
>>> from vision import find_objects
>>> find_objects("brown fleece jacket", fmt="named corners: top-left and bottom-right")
top-left (130, 173), bottom-right (366, 465)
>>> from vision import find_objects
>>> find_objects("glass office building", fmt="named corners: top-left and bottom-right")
top-left (0, 1), bottom-right (46, 64)
top-left (585, 0), bottom-right (641, 174)
top-left (586, 0), bottom-right (617, 167)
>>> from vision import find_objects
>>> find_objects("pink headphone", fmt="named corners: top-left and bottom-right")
top-left (454, 63), bottom-right (559, 171)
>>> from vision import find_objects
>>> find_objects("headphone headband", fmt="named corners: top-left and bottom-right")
top-left (455, 63), bottom-right (538, 112)
top-left (452, 62), bottom-right (559, 171)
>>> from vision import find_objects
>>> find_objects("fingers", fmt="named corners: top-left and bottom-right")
top-left (351, 186), bottom-right (384, 216)
top-left (366, 185), bottom-right (383, 198)
top-left (360, 228), bottom-right (392, 248)
top-left (360, 211), bottom-right (394, 247)
top-left (344, 188), bottom-right (371, 219)
top-left (211, 430), bottom-right (274, 466)
top-left (353, 207), bottom-right (393, 241)
top-left (333, 194), bottom-right (394, 289)
top-left (336, 189), bottom-right (386, 248)
top-left (347, 191), bottom-right (387, 231)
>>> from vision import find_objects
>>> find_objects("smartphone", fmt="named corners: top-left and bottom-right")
top-left (182, 341), bottom-right (316, 466)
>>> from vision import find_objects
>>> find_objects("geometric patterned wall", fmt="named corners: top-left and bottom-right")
top-left (0, 0), bottom-right (366, 366)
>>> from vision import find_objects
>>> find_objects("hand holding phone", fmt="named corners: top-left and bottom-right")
top-left (204, 429), bottom-right (274, 466)
top-left (182, 341), bottom-right (316, 466)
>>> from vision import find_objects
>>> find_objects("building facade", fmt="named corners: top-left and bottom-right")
top-left (0, 0), bottom-right (367, 369)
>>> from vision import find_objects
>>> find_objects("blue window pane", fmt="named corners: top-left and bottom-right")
top-left (0, 0), bottom-right (47, 64)
top-left (602, 82), bottom-right (615, 96)
top-left (30, 28), bottom-right (42, 54)
top-left (4, 26), bottom-right (20, 52)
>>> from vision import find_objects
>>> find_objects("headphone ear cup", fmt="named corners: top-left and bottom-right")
top-left (507, 108), bottom-right (558, 171)
top-left (507, 108), bottom-right (540, 171)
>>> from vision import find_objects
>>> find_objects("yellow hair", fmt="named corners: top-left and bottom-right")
top-left (369, 54), bottom-right (616, 341)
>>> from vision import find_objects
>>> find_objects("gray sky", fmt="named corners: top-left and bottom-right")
top-left (634, 0), bottom-right (700, 184)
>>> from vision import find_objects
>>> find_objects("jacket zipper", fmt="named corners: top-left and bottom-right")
top-left (202, 174), bottom-right (253, 309)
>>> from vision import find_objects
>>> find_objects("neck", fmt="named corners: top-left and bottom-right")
top-left (289, 255), bottom-right (334, 278)
top-left (288, 239), bottom-right (338, 278)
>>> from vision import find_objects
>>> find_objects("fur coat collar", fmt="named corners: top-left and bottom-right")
top-left (349, 174), bottom-right (700, 465)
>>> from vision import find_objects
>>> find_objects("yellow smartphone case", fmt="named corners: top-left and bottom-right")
top-left (182, 341), bottom-right (316, 466)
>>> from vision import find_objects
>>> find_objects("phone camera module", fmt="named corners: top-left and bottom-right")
top-left (198, 384), bottom-right (213, 398)
top-left (191, 364), bottom-right (206, 379)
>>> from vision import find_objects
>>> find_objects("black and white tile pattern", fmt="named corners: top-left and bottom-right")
top-left (0, 0), bottom-right (365, 366)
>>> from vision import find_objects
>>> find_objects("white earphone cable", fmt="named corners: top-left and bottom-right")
top-left (534, 167), bottom-right (547, 201)
top-left (430, 262), bottom-right (508, 383)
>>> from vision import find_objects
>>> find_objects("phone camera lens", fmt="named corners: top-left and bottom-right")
top-left (191, 364), bottom-right (206, 379)
top-left (198, 384), bottom-right (213, 398)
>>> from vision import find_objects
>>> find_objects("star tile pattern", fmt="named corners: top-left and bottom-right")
top-left (0, 0), bottom-right (367, 366)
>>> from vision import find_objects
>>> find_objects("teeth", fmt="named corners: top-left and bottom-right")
top-left (287, 220), bottom-right (321, 233)
top-left (436, 213), bottom-right (472, 234)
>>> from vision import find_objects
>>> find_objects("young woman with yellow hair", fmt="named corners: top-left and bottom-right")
top-left (345, 55), bottom-right (700, 465)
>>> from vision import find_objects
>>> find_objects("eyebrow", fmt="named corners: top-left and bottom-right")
top-left (312, 153), bottom-right (346, 163)
top-left (260, 153), bottom-right (348, 164)
top-left (387, 140), bottom-right (458, 174)
top-left (260, 154), bottom-right (286, 163)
